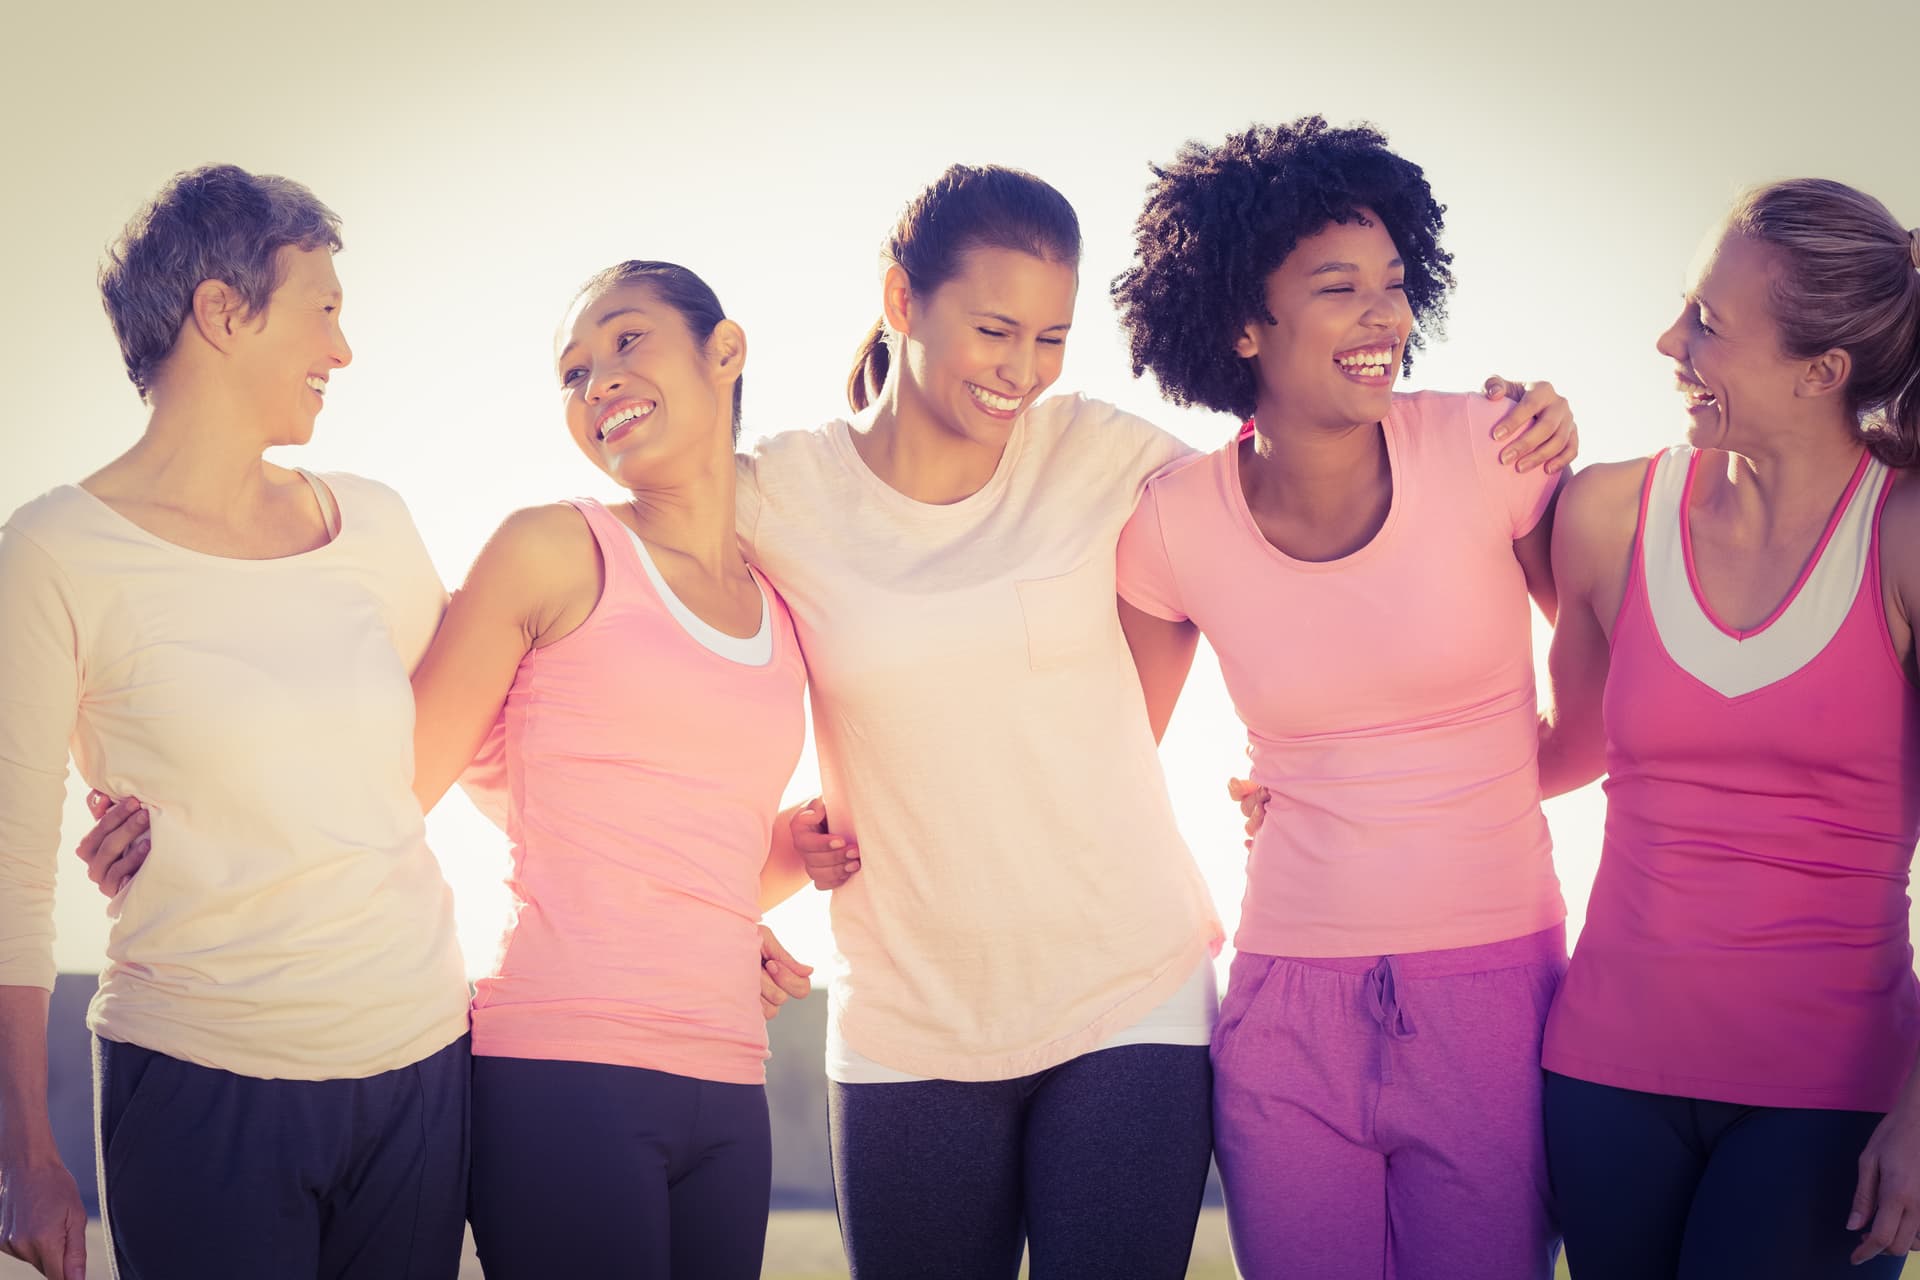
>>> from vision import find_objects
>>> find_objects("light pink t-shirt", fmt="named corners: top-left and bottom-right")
top-left (738, 395), bottom-right (1222, 1082)
top-left (1118, 391), bottom-right (1564, 958)
top-left (468, 499), bottom-right (807, 1086)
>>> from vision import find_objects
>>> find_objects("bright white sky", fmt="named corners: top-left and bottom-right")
top-left (5, 0), bottom-right (1916, 979)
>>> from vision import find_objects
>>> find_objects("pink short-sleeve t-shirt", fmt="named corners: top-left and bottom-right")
top-left (1118, 391), bottom-right (1564, 958)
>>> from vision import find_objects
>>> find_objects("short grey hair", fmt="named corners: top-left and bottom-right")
top-left (99, 164), bottom-right (343, 398)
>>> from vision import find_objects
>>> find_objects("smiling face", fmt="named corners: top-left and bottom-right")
top-left (893, 245), bottom-right (1077, 448)
top-left (1234, 211), bottom-right (1412, 431)
top-left (233, 246), bottom-right (351, 445)
top-left (1656, 226), bottom-right (1803, 451)
top-left (555, 280), bottom-right (739, 487)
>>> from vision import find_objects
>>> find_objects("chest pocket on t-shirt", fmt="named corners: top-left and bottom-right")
top-left (1015, 558), bottom-right (1112, 672)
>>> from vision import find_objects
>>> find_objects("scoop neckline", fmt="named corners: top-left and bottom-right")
top-left (826, 416), bottom-right (1027, 518)
top-left (66, 468), bottom-right (346, 565)
top-left (1225, 410), bottom-right (1403, 574)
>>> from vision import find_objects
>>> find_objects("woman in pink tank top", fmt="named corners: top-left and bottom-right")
top-left (1539, 182), bottom-right (1920, 1278)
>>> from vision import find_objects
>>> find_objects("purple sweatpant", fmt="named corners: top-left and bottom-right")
top-left (1212, 924), bottom-right (1566, 1280)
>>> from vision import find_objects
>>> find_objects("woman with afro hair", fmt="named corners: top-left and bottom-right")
top-left (1112, 116), bottom-right (1571, 1279)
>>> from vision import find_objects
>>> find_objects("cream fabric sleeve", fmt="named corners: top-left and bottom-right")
top-left (0, 525), bottom-right (82, 990)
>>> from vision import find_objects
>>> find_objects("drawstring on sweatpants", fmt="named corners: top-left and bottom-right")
top-left (1366, 955), bottom-right (1417, 1083)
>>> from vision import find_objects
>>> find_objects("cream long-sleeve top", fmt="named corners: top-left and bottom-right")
top-left (0, 473), bottom-right (469, 1080)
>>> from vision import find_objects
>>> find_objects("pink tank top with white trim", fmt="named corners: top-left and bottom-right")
top-left (469, 498), bottom-right (807, 1085)
top-left (1544, 446), bottom-right (1920, 1112)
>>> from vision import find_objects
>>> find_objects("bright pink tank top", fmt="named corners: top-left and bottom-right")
top-left (469, 498), bottom-right (807, 1085)
top-left (1544, 448), bottom-right (1920, 1111)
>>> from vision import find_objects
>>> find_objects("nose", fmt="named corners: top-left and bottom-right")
top-left (1359, 286), bottom-right (1401, 330)
top-left (584, 368), bottom-right (624, 405)
top-left (330, 319), bottom-right (353, 370)
top-left (997, 341), bottom-right (1037, 393)
top-left (1655, 306), bottom-right (1689, 362)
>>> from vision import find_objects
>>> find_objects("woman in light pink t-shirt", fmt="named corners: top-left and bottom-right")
top-left (1111, 118), bottom-right (1573, 1280)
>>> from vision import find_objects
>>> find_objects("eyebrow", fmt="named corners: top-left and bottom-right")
top-left (1309, 258), bottom-right (1405, 277)
top-left (557, 306), bottom-right (651, 361)
top-left (970, 310), bottom-right (1072, 332)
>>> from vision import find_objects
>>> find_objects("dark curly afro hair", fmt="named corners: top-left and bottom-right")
top-left (1111, 116), bottom-right (1454, 421)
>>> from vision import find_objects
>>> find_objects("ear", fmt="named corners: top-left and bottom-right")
top-left (1796, 346), bottom-right (1851, 401)
top-left (1233, 318), bottom-right (1262, 361)
top-left (189, 279), bottom-right (248, 353)
top-left (881, 263), bottom-right (914, 337)
top-left (707, 318), bottom-right (747, 387)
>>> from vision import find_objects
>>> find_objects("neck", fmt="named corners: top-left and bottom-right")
top-left (1243, 398), bottom-right (1387, 518)
top-left (1704, 410), bottom-right (1868, 531)
top-left (854, 376), bottom-right (1006, 505)
top-left (623, 438), bottom-right (744, 574)
top-left (98, 377), bottom-right (281, 512)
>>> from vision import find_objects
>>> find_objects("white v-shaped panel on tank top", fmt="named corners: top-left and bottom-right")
top-left (1642, 447), bottom-right (1886, 699)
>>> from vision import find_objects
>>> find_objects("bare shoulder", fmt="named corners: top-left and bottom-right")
top-left (1878, 466), bottom-right (1920, 586)
top-left (467, 502), bottom-right (599, 597)
top-left (1555, 459), bottom-right (1651, 551)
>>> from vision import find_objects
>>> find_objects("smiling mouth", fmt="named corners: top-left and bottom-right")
top-left (1334, 347), bottom-right (1396, 381)
top-left (1677, 379), bottom-right (1718, 410)
top-left (306, 376), bottom-right (327, 396)
top-left (966, 383), bottom-right (1023, 416)
top-left (597, 400), bottom-right (656, 443)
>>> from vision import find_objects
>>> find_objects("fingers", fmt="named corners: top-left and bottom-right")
top-left (1851, 1151), bottom-right (1881, 1234)
top-left (1854, 1200), bottom-right (1910, 1265)
top-left (75, 797), bottom-right (147, 889)
top-left (793, 798), bottom-right (859, 890)
top-left (87, 788), bottom-right (112, 819)
top-left (1487, 379), bottom-right (1577, 473)
top-left (61, 1212), bottom-right (86, 1280)
top-left (1483, 375), bottom-right (1525, 404)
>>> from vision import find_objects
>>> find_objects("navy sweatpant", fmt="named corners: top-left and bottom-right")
top-left (94, 1034), bottom-right (469, 1280)
top-left (1544, 1071), bottom-right (1901, 1279)
top-left (828, 1042), bottom-right (1214, 1279)
top-left (468, 1055), bottom-right (772, 1280)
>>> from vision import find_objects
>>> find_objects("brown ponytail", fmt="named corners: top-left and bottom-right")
top-left (844, 164), bottom-right (1082, 413)
top-left (847, 319), bottom-right (890, 413)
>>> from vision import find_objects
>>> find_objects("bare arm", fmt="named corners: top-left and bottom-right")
top-left (1536, 462), bottom-right (1645, 799)
top-left (759, 801), bottom-right (813, 911)
top-left (0, 986), bottom-right (86, 1279)
top-left (410, 505), bottom-right (600, 813)
top-left (1512, 475), bottom-right (1566, 625)
top-left (1119, 597), bottom-right (1199, 745)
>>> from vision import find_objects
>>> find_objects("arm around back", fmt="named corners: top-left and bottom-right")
top-left (1536, 459), bottom-right (1649, 799)
top-left (409, 503), bottom-right (602, 814)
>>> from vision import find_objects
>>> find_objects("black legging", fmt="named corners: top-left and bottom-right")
top-left (1544, 1071), bottom-right (1901, 1279)
top-left (468, 1056), bottom-right (771, 1280)
top-left (829, 1042), bottom-right (1213, 1279)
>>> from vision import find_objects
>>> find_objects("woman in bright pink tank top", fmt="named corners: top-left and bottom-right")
top-left (1539, 181), bottom-right (1920, 1278)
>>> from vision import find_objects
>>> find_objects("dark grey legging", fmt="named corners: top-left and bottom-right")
top-left (829, 1042), bottom-right (1213, 1279)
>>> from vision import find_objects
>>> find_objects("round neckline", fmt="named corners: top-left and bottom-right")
top-left (827, 415), bottom-right (1027, 519)
top-left (66, 467), bottom-right (346, 566)
top-left (1226, 409), bottom-right (1403, 573)
top-left (1678, 446), bottom-right (1873, 641)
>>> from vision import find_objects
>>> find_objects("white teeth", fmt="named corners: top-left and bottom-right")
top-left (1336, 350), bottom-right (1393, 372)
top-left (305, 376), bottom-right (326, 394)
top-left (598, 402), bottom-right (655, 438)
top-left (968, 384), bottom-right (1022, 413)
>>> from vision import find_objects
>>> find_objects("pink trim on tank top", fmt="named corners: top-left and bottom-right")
top-left (1678, 449), bottom-right (1871, 641)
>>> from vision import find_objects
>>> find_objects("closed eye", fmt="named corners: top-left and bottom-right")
top-left (977, 327), bottom-right (1008, 339)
